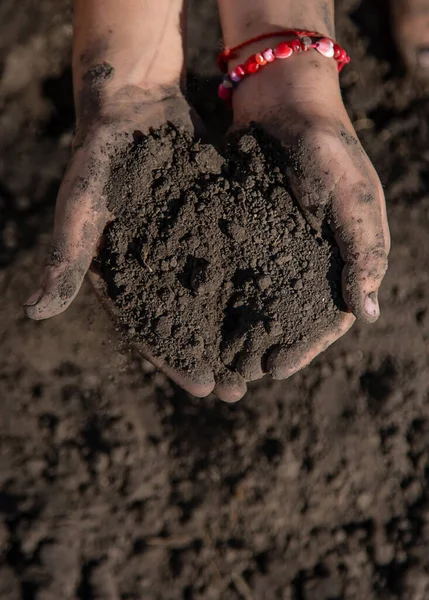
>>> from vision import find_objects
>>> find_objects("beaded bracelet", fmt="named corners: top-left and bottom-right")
top-left (217, 30), bottom-right (350, 103)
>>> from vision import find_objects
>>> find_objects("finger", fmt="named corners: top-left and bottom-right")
top-left (89, 269), bottom-right (216, 398)
top-left (24, 144), bottom-right (109, 320)
top-left (286, 129), bottom-right (390, 323)
top-left (233, 320), bottom-right (271, 381)
top-left (236, 353), bottom-right (265, 381)
top-left (144, 350), bottom-right (215, 398)
top-left (333, 177), bottom-right (390, 323)
top-left (267, 313), bottom-right (355, 379)
top-left (213, 368), bottom-right (247, 403)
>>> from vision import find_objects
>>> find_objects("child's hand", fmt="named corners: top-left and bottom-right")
top-left (230, 53), bottom-right (390, 380)
top-left (24, 89), bottom-right (234, 398)
top-left (23, 1), bottom-right (251, 401)
top-left (24, 89), bottom-right (190, 321)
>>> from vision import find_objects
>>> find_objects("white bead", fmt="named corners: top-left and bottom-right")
top-left (315, 38), bottom-right (335, 58)
top-left (262, 48), bottom-right (275, 62)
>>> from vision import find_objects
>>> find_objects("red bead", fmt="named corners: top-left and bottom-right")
top-left (218, 84), bottom-right (232, 101)
top-left (244, 56), bottom-right (259, 74)
top-left (236, 65), bottom-right (246, 77)
top-left (337, 48), bottom-right (347, 62)
top-left (247, 62), bottom-right (260, 74)
top-left (333, 43), bottom-right (342, 59)
top-left (274, 42), bottom-right (293, 59)
top-left (291, 39), bottom-right (302, 53)
top-left (255, 53), bottom-right (267, 66)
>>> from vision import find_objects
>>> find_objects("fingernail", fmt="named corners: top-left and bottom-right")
top-left (24, 288), bottom-right (43, 307)
top-left (418, 49), bottom-right (429, 69)
top-left (364, 292), bottom-right (379, 320)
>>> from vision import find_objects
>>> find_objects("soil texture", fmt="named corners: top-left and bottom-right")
top-left (1, 0), bottom-right (429, 599)
top-left (98, 126), bottom-right (344, 379)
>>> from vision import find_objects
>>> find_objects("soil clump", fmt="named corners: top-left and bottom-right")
top-left (98, 125), bottom-right (345, 378)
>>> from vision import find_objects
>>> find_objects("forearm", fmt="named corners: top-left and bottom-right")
top-left (217, 0), bottom-right (335, 47)
top-left (73, 0), bottom-right (185, 121)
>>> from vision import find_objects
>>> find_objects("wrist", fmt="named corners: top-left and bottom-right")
top-left (73, 47), bottom-right (183, 134)
top-left (231, 49), bottom-right (344, 124)
top-left (72, 81), bottom-right (184, 148)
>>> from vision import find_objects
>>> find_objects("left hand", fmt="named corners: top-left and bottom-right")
top-left (229, 50), bottom-right (390, 380)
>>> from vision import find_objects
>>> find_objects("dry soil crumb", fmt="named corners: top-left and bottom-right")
top-left (96, 125), bottom-right (346, 378)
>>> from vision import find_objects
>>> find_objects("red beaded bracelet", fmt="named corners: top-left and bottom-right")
top-left (217, 30), bottom-right (350, 103)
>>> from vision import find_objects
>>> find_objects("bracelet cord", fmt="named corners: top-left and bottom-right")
top-left (217, 29), bottom-right (350, 104)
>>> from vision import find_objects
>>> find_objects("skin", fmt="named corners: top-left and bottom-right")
top-left (392, 0), bottom-right (429, 74)
top-left (24, 0), bottom-right (406, 401)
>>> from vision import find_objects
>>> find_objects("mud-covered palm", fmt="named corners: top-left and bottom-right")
top-left (231, 70), bottom-right (390, 381)
top-left (24, 91), bottom-right (247, 401)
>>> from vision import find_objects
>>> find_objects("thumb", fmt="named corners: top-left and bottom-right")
top-left (332, 177), bottom-right (390, 323)
top-left (24, 147), bottom-right (108, 320)
top-left (285, 129), bottom-right (390, 322)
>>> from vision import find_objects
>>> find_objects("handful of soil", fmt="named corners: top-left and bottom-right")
top-left (96, 125), bottom-right (345, 380)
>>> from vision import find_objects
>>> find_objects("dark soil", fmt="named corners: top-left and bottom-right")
top-left (98, 125), bottom-right (344, 380)
top-left (2, 0), bottom-right (429, 599)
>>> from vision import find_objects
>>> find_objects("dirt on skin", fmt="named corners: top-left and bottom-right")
top-left (2, 0), bottom-right (429, 599)
top-left (97, 125), bottom-right (344, 381)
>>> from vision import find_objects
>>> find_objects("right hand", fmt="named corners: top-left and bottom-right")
top-left (24, 88), bottom-right (247, 402)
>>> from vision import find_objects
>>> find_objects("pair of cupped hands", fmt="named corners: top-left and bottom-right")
top-left (24, 57), bottom-right (390, 403)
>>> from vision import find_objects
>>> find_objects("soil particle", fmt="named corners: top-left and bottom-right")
top-left (82, 62), bottom-right (114, 86)
top-left (96, 125), bottom-right (346, 377)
